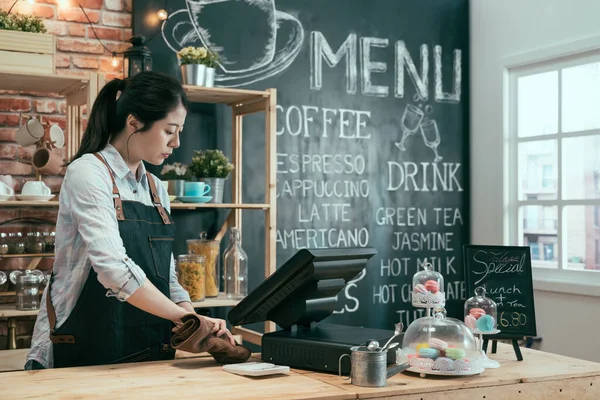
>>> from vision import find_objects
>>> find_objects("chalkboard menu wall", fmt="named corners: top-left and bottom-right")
top-left (135, 0), bottom-right (470, 331)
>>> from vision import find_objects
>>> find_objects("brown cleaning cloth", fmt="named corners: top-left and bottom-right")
top-left (171, 313), bottom-right (251, 364)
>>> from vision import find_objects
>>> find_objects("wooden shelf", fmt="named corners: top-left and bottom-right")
top-left (0, 71), bottom-right (90, 96)
top-left (0, 292), bottom-right (15, 297)
top-left (183, 85), bottom-right (269, 104)
top-left (190, 293), bottom-right (240, 308)
top-left (1, 201), bottom-right (269, 210)
top-left (0, 201), bottom-right (58, 206)
top-left (0, 304), bottom-right (38, 318)
top-left (0, 253), bottom-right (54, 258)
top-left (0, 293), bottom-right (238, 317)
top-left (171, 203), bottom-right (269, 210)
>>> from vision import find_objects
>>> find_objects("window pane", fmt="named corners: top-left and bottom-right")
top-left (562, 61), bottom-right (600, 132)
top-left (564, 206), bottom-right (600, 271)
top-left (518, 140), bottom-right (557, 201)
top-left (519, 205), bottom-right (558, 269)
top-left (562, 135), bottom-right (600, 199)
top-left (517, 71), bottom-right (558, 137)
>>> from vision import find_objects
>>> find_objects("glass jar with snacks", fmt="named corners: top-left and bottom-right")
top-left (26, 232), bottom-right (45, 254)
top-left (0, 233), bottom-right (8, 255)
top-left (187, 232), bottom-right (221, 298)
top-left (464, 286), bottom-right (499, 334)
top-left (0, 271), bottom-right (8, 292)
top-left (411, 261), bottom-right (445, 310)
top-left (397, 306), bottom-right (483, 377)
top-left (7, 232), bottom-right (25, 254)
top-left (176, 254), bottom-right (206, 301)
top-left (15, 269), bottom-right (44, 311)
top-left (42, 231), bottom-right (56, 253)
top-left (9, 270), bottom-right (22, 291)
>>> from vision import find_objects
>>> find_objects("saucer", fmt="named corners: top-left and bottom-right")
top-left (178, 195), bottom-right (213, 204)
top-left (16, 194), bottom-right (55, 201)
top-left (0, 194), bottom-right (12, 201)
top-left (169, 195), bottom-right (177, 202)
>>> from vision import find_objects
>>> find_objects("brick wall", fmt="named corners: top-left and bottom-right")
top-left (0, 0), bottom-right (132, 347)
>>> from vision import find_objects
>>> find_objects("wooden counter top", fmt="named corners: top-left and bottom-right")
top-left (0, 354), bottom-right (353, 400)
top-left (1, 344), bottom-right (599, 399)
top-left (306, 344), bottom-right (600, 399)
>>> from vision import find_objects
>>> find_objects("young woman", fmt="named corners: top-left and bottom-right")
top-left (25, 71), bottom-right (234, 369)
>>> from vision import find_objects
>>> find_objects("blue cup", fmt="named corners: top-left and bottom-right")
top-left (184, 182), bottom-right (211, 197)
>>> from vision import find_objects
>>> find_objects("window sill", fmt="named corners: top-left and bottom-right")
top-left (533, 268), bottom-right (600, 297)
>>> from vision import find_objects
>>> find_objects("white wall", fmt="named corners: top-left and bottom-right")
top-left (470, 0), bottom-right (600, 362)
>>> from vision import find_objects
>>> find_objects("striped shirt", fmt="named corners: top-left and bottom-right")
top-left (26, 144), bottom-right (191, 368)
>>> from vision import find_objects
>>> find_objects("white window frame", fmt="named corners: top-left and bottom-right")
top-left (504, 35), bottom-right (600, 297)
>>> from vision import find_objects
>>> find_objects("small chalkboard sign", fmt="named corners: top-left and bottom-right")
top-left (463, 245), bottom-right (537, 339)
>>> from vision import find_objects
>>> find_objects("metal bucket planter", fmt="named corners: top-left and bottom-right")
top-left (181, 64), bottom-right (206, 86)
top-left (199, 177), bottom-right (225, 203)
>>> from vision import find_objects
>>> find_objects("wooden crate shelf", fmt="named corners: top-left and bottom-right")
top-left (0, 71), bottom-right (90, 98)
top-left (0, 75), bottom-right (277, 350)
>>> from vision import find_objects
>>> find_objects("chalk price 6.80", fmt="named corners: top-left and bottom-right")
top-left (499, 311), bottom-right (527, 328)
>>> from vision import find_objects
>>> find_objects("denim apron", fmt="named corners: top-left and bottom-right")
top-left (47, 153), bottom-right (176, 368)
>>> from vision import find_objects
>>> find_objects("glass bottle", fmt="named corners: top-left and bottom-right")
top-left (223, 227), bottom-right (247, 300)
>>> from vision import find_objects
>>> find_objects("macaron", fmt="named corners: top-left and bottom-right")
top-left (428, 338), bottom-right (448, 351)
top-left (424, 280), bottom-right (440, 293)
top-left (416, 342), bottom-right (430, 352)
top-left (434, 357), bottom-right (455, 371)
top-left (418, 347), bottom-right (439, 359)
top-left (476, 314), bottom-right (495, 332)
top-left (445, 347), bottom-right (466, 360)
top-left (464, 314), bottom-right (477, 329)
top-left (413, 283), bottom-right (428, 294)
top-left (469, 307), bottom-right (486, 319)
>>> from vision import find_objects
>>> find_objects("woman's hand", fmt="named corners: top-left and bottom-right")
top-left (202, 315), bottom-right (236, 345)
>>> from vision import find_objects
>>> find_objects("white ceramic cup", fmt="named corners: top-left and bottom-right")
top-left (0, 175), bottom-right (14, 194)
top-left (21, 181), bottom-right (51, 196)
top-left (15, 118), bottom-right (44, 147)
top-left (0, 181), bottom-right (14, 196)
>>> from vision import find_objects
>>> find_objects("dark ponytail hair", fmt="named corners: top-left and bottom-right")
top-left (70, 71), bottom-right (189, 163)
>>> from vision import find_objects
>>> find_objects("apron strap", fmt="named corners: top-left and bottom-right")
top-left (46, 272), bottom-right (76, 344)
top-left (146, 171), bottom-right (171, 225)
top-left (93, 153), bottom-right (125, 221)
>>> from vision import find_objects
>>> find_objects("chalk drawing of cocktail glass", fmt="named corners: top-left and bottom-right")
top-left (395, 104), bottom-right (425, 151)
top-left (420, 119), bottom-right (443, 162)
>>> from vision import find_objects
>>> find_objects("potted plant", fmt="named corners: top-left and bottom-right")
top-left (160, 162), bottom-right (190, 197)
top-left (0, 11), bottom-right (55, 74)
top-left (177, 45), bottom-right (208, 86)
top-left (189, 149), bottom-right (234, 203)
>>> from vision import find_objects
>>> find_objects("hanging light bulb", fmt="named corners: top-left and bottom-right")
top-left (156, 9), bottom-right (168, 21)
top-left (27, 0), bottom-right (34, 5)
top-left (112, 52), bottom-right (118, 68)
top-left (58, 0), bottom-right (69, 7)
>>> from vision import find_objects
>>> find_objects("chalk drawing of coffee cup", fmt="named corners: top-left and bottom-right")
top-left (161, 0), bottom-right (304, 87)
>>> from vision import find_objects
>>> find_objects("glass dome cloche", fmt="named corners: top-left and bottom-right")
top-left (464, 286), bottom-right (500, 334)
top-left (411, 262), bottom-right (445, 309)
top-left (397, 306), bottom-right (485, 377)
